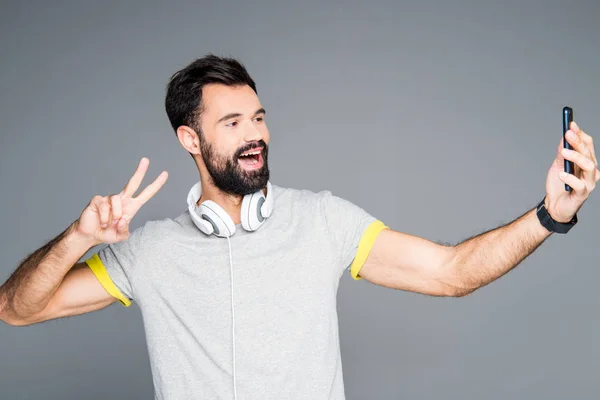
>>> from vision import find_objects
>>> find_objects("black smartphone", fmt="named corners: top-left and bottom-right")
top-left (563, 106), bottom-right (574, 192)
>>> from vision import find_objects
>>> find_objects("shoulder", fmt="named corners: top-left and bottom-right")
top-left (272, 183), bottom-right (367, 219)
top-left (127, 211), bottom-right (193, 245)
top-left (271, 184), bottom-right (342, 221)
top-left (271, 183), bottom-right (336, 207)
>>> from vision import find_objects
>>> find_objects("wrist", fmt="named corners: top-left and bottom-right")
top-left (543, 197), bottom-right (572, 223)
top-left (69, 220), bottom-right (101, 248)
top-left (531, 207), bottom-right (554, 237)
top-left (536, 197), bottom-right (578, 234)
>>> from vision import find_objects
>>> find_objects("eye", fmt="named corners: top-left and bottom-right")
top-left (253, 116), bottom-right (264, 123)
top-left (225, 121), bottom-right (238, 128)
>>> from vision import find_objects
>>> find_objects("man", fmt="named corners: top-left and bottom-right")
top-left (0, 54), bottom-right (598, 399)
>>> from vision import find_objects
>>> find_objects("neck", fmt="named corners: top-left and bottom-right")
top-left (197, 179), bottom-right (245, 225)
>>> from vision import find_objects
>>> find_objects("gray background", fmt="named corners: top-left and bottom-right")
top-left (1, 0), bottom-right (599, 399)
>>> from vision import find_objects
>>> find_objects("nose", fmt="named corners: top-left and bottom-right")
top-left (243, 122), bottom-right (262, 142)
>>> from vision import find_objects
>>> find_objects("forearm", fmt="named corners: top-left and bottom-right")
top-left (0, 221), bottom-right (99, 322)
top-left (449, 205), bottom-right (551, 295)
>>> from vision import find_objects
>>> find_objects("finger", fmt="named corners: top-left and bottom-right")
top-left (110, 195), bottom-right (123, 223)
top-left (561, 147), bottom-right (596, 185)
top-left (122, 157), bottom-right (150, 197)
top-left (555, 137), bottom-right (566, 165)
top-left (117, 215), bottom-right (130, 232)
top-left (555, 137), bottom-right (576, 171)
top-left (135, 171), bottom-right (169, 206)
top-left (561, 148), bottom-right (595, 172)
top-left (559, 171), bottom-right (587, 196)
top-left (565, 127), bottom-right (592, 160)
top-left (90, 195), bottom-right (104, 211)
top-left (98, 199), bottom-right (112, 228)
top-left (572, 121), bottom-right (597, 167)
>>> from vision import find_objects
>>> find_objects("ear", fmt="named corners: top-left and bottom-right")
top-left (177, 126), bottom-right (201, 155)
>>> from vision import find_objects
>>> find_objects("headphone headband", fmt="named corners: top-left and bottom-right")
top-left (187, 181), bottom-right (273, 237)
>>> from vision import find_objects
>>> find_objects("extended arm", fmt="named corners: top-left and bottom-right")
top-left (359, 121), bottom-right (598, 297)
top-left (359, 206), bottom-right (549, 297)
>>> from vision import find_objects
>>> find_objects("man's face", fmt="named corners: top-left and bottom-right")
top-left (196, 83), bottom-right (270, 196)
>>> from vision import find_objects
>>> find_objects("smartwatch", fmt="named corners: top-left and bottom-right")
top-left (536, 197), bottom-right (577, 234)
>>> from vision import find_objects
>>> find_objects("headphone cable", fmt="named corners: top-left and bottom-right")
top-left (226, 235), bottom-right (238, 400)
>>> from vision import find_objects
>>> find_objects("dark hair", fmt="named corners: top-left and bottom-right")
top-left (165, 54), bottom-right (257, 133)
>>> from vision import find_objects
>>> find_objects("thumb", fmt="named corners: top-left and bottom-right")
top-left (553, 137), bottom-right (566, 167)
top-left (116, 215), bottom-right (130, 232)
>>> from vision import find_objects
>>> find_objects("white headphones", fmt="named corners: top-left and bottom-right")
top-left (187, 180), bottom-right (274, 238)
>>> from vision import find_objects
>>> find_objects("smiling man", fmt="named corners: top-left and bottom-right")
top-left (1, 54), bottom-right (598, 400)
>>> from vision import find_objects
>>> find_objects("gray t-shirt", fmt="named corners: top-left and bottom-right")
top-left (85, 184), bottom-right (388, 400)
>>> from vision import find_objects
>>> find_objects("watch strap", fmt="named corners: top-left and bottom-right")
top-left (536, 197), bottom-right (577, 234)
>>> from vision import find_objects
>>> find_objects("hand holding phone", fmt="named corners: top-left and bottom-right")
top-left (563, 106), bottom-right (574, 191)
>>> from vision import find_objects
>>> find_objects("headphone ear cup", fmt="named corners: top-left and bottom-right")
top-left (241, 190), bottom-right (266, 232)
top-left (189, 203), bottom-right (215, 235)
top-left (199, 200), bottom-right (236, 237)
top-left (260, 181), bottom-right (274, 218)
top-left (196, 218), bottom-right (215, 236)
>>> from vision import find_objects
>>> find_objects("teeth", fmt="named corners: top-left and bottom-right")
top-left (241, 150), bottom-right (260, 156)
top-left (240, 157), bottom-right (258, 165)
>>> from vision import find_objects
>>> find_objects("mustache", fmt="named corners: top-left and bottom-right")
top-left (234, 140), bottom-right (268, 158)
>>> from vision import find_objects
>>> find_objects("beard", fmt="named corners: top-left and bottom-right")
top-left (200, 135), bottom-right (270, 196)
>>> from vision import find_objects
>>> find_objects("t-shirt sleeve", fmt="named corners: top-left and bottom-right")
top-left (84, 224), bottom-right (147, 307)
top-left (319, 191), bottom-right (389, 280)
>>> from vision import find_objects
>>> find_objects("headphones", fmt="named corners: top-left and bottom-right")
top-left (187, 181), bottom-right (274, 238)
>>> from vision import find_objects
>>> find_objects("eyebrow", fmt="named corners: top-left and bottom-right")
top-left (216, 108), bottom-right (266, 124)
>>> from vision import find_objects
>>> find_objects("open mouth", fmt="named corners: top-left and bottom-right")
top-left (237, 147), bottom-right (264, 170)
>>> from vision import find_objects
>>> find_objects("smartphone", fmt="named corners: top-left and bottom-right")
top-left (563, 106), bottom-right (574, 192)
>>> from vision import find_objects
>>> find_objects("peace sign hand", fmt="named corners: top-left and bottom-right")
top-left (76, 158), bottom-right (168, 246)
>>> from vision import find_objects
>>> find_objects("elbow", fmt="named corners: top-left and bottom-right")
top-left (448, 286), bottom-right (477, 297)
top-left (434, 282), bottom-right (476, 297)
top-left (0, 298), bottom-right (34, 327)
top-left (441, 248), bottom-right (479, 298)
top-left (1, 316), bottom-right (31, 327)
top-left (0, 308), bottom-right (17, 326)
top-left (0, 306), bottom-right (21, 326)
top-left (439, 261), bottom-right (479, 298)
top-left (0, 311), bottom-right (35, 327)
